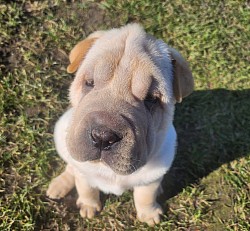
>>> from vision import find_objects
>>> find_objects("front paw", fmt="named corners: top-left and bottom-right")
top-left (77, 198), bottom-right (102, 219)
top-left (136, 202), bottom-right (163, 226)
top-left (46, 175), bottom-right (74, 199)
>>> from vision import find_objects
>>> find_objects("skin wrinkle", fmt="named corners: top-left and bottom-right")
top-left (129, 43), bottom-right (161, 101)
top-left (132, 35), bottom-right (164, 100)
top-left (94, 33), bottom-right (128, 90)
top-left (111, 31), bottom-right (154, 101)
top-left (67, 25), bottom-right (175, 174)
top-left (67, 97), bottom-right (147, 174)
top-left (94, 53), bottom-right (119, 88)
top-left (74, 28), bottom-right (160, 108)
top-left (120, 114), bottom-right (137, 138)
top-left (113, 59), bottom-right (152, 103)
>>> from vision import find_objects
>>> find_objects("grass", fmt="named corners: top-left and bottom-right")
top-left (0, 0), bottom-right (249, 230)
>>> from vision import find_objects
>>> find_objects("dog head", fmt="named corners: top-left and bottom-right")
top-left (65, 24), bottom-right (193, 175)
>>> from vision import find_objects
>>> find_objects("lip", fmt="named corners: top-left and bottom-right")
top-left (89, 159), bottom-right (101, 163)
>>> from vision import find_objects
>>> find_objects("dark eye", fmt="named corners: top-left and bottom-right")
top-left (86, 79), bottom-right (94, 87)
top-left (144, 95), bottom-right (158, 104)
top-left (144, 94), bottom-right (160, 111)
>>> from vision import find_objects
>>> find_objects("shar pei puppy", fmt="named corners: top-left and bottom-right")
top-left (47, 24), bottom-right (194, 226)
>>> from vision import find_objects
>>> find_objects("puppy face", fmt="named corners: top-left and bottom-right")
top-left (65, 24), bottom-right (193, 175)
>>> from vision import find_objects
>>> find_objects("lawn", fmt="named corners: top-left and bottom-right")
top-left (0, 0), bottom-right (249, 230)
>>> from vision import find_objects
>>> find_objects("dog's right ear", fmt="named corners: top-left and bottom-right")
top-left (67, 30), bottom-right (106, 73)
top-left (67, 37), bottom-right (97, 73)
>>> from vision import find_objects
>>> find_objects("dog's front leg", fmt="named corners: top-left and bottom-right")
top-left (75, 172), bottom-right (102, 219)
top-left (47, 164), bottom-right (75, 199)
top-left (133, 179), bottom-right (163, 226)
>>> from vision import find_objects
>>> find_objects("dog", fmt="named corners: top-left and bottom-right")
top-left (46, 24), bottom-right (194, 226)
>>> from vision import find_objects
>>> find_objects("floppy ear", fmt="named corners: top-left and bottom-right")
top-left (169, 48), bottom-right (194, 103)
top-left (67, 37), bottom-right (97, 73)
top-left (67, 31), bottom-right (106, 73)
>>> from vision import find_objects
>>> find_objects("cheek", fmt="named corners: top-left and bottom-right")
top-left (148, 105), bottom-right (172, 139)
top-left (70, 91), bottom-right (81, 107)
top-left (69, 77), bottom-right (84, 107)
top-left (145, 120), bottom-right (157, 156)
top-left (144, 108), bottom-right (168, 156)
top-left (69, 81), bottom-right (93, 107)
top-left (154, 104), bottom-right (175, 132)
top-left (153, 108), bottom-right (165, 129)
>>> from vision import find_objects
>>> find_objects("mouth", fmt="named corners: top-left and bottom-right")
top-left (87, 149), bottom-right (140, 175)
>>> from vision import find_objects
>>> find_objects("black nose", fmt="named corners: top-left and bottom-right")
top-left (91, 127), bottom-right (122, 150)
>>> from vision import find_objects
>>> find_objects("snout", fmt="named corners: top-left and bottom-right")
top-left (66, 109), bottom-right (147, 175)
top-left (66, 111), bottom-right (130, 161)
top-left (87, 111), bottom-right (125, 150)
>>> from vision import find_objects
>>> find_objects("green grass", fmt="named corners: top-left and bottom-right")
top-left (0, 0), bottom-right (249, 230)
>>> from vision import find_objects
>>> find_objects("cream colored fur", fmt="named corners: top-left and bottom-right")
top-left (47, 24), bottom-right (193, 226)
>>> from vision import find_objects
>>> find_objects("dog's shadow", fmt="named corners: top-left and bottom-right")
top-left (160, 88), bottom-right (250, 201)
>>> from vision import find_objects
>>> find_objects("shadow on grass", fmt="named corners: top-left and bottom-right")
top-left (160, 88), bottom-right (250, 201)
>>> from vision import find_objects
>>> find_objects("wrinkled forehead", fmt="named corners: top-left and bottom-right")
top-left (77, 26), bottom-right (173, 101)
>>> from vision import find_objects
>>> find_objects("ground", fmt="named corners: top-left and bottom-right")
top-left (0, 0), bottom-right (249, 230)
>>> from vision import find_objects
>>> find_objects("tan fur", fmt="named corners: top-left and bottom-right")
top-left (134, 179), bottom-right (163, 226)
top-left (170, 48), bottom-right (194, 103)
top-left (47, 24), bottom-right (194, 226)
top-left (46, 165), bottom-right (75, 199)
top-left (67, 38), bottom-right (97, 73)
top-left (75, 170), bottom-right (102, 219)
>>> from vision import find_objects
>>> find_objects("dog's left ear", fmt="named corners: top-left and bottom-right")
top-left (169, 48), bottom-right (194, 103)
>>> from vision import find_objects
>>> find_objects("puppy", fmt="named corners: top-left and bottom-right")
top-left (47, 24), bottom-right (194, 226)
